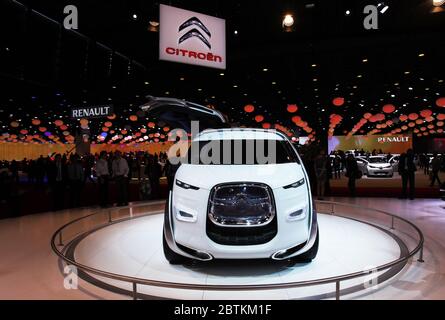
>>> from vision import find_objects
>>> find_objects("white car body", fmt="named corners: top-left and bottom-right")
top-left (365, 156), bottom-right (394, 177)
top-left (165, 129), bottom-right (318, 261)
top-left (141, 97), bottom-right (318, 263)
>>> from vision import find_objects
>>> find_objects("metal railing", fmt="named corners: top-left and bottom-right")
top-left (51, 200), bottom-right (424, 300)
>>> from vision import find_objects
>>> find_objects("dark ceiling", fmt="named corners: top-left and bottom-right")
top-left (1, 0), bottom-right (445, 145)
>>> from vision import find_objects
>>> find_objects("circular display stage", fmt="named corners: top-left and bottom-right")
top-left (66, 212), bottom-right (408, 300)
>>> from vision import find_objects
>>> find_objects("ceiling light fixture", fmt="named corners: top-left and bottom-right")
top-left (433, 0), bottom-right (445, 7)
top-left (345, 10), bottom-right (351, 16)
top-left (282, 14), bottom-right (294, 27)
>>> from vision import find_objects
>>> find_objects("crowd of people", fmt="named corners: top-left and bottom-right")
top-left (302, 146), bottom-right (444, 200)
top-left (0, 151), bottom-right (177, 214)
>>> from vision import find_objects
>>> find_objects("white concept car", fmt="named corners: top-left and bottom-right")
top-left (141, 97), bottom-right (319, 264)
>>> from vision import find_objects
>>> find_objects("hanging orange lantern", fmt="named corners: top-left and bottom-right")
top-left (10, 121), bottom-right (19, 128)
top-left (291, 116), bottom-right (302, 124)
top-left (107, 113), bottom-right (117, 120)
top-left (104, 121), bottom-right (112, 127)
top-left (408, 113), bottom-right (419, 121)
top-left (382, 104), bottom-right (396, 114)
top-left (129, 115), bottom-right (138, 122)
top-left (244, 104), bottom-right (255, 113)
top-left (262, 122), bottom-right (271, 129)
top-left (420, 109), bottom-right (433, 118)
top-left (39, 127), bottom-right (47, 132)
top-left (54, 120), bottom-right (64, 127)
top-left (287, 104), bottom-right (298, 113)
top-left (399, 115), bottom-right (408, 122)
top-left (436, 97), bottom-right (445, 107)
top-left (255, 115), bottom-right (264, 123)
top-left (32, 119), bottom-right (41, 126)
top-left (59, 125), bottom-right (68, 131)
top-left (332, 97), bottom-right (345, 107)
top-left (20, 129), bottom-right (28, 135)
top-left (363, 113), bottom-right (372, 119)
top-left (148, 122), bottom-right (156, 128)
top-left (163, 127), bottom-right (170, 132)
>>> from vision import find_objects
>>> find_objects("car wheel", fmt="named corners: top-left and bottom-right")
top-left (290, 228), bottom-right (319, 263)
top-left (163, 230), bottom-right (189, 265)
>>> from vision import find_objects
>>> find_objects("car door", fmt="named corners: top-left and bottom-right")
top-left (390, 156), bottom-right (399, 172)
top-left (355, 157), bottom-right (368, 175)
top-left (140, 96), bottom-right (228, 133)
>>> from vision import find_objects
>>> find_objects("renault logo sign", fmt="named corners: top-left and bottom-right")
top-left (159, 4), bottom-right (226, 69)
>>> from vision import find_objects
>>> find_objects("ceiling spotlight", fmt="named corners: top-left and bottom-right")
top-left (132, 14), bottom-right (138, 20)
top-left (362, 58), bottom-right (368, 63)
top-left (282, 14), bottom-right (294, 27)
top-left (418, 53), bottom-right (425, 57)
top-left (219, 73), bottom-right (224, 76)
top-left (345, 9), bottom-right (351, 16)
top-left (234, 30), bottom-right (238, 35)
top-left (433, 0), bottom-right (445, 7)
top-left (263, 68), bottom-right (268, 72)
top-left (311, 64), bottom-right (317, 67)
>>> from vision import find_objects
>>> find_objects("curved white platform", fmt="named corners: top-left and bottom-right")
top-left (72, 212), bottom-right (404, 299)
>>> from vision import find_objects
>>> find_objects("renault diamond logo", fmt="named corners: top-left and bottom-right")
top-left (178, 17), bottom-right (212, 49)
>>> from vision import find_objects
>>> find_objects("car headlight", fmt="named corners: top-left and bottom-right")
top-left (176, 179), bottom-right (200, 190)
top-left (283, 178), bottom-right (305, 189)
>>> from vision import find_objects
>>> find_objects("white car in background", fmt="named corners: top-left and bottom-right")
top-left (141, 97), bottom-right (319, 264)
top-left (365, 156), bottom-right (394, 177)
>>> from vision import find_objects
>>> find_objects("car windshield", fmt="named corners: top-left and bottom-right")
top-left (185, 139), bottom-right (300, 165)
top-left (369, 157), bottom-right (387, 163)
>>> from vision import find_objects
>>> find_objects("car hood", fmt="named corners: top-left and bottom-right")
top-left (368, 163), bottom-right (391, 168)
top-left (175, 163), bottom-right (305, 190)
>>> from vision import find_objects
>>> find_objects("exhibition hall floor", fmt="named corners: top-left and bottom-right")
top-left (0, 198), bottom-right (444, 300)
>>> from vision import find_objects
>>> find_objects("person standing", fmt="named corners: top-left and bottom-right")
top-left (345, 154), bottom-right (359, 197)
top-left (314, 150), bottom-right (328, 200)
top-left (430, 153), bottom-right (442, 187)
top-left (96, 151), bottom-right (110, 208)
top-left (47, 154), bottom-right (67, 211)
top-left (112, 151), bottom-right (129, 206)
top-left (67, 154), bottom-right (84, 207)
top-left (423, 153), bottom-right (430, 176)
top-left (398, 149), bottom-right (417, 200)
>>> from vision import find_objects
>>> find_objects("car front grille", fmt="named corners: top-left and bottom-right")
top-left (206, 183), bottom-right (277, 246)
